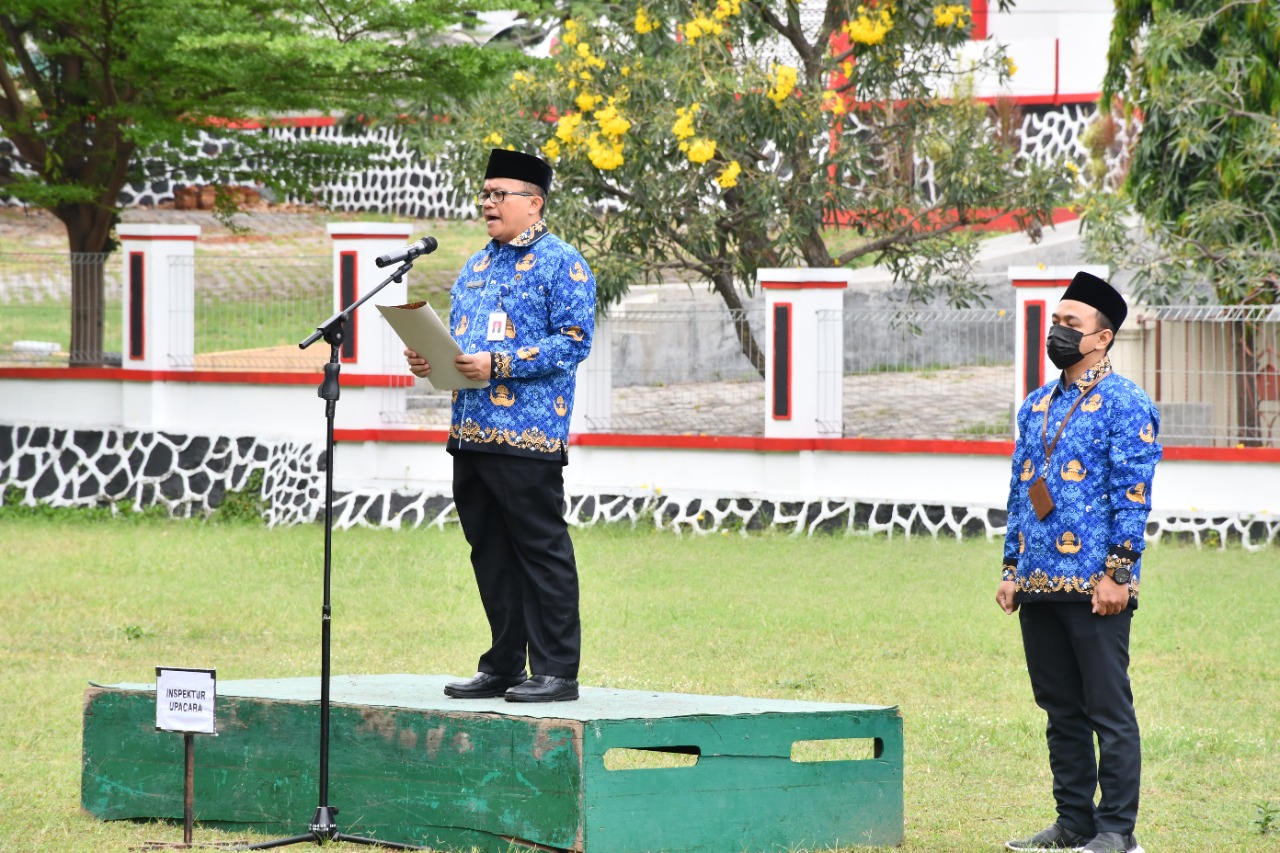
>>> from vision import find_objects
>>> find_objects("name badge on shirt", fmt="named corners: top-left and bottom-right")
top-left (486, 311), bottom-right (508, 342)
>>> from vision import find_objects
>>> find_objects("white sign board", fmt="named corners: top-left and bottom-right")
top-left (155, 667), bottom-right (217, 735)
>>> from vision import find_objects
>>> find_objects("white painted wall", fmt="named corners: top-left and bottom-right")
top-left (967, 0), bottom-right (1114, 100)
top-left (320, 434), bottom-right (1279, 522)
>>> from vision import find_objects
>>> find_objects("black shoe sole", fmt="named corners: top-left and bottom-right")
top-left (443, 687), bottom-right (512, 699)
top-left (443, 676), bottom-right (527, 699)
top-left (504, 690), bottom-right (579, 703)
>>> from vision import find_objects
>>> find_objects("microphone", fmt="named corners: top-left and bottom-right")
top-left (375, 236), bottom-right (438, 268)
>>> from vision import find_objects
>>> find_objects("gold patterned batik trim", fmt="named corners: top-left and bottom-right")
top-left (1021, 570), bottom-right (1094, 595)
top-left (510, 219), bottom-right (548, 248)
top-left (450, 420), bottom-right (566, 455)
top-left (1074, 356), bottom-right (1113, 392)
top-left (493, 352), bottom-right (513, 379)
top-left (1016, 569), bottom-right (1139, 598)
top-left (1104, 551), bottom-right (1136, 572)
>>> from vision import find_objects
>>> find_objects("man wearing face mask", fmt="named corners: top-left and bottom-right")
top-left (998, 272), bottom-right (1161, 853)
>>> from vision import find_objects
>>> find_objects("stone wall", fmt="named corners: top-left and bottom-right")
top-left (3, 424), bottom-right (1276, 549)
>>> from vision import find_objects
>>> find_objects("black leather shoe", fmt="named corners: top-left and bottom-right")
top-left (504, 675), bottom-right (579, 703)
top-left (443, 672), bottom-right (528, 699)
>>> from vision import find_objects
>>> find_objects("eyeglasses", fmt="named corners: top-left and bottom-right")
top-left (475, 190), bottom-right (536, 205)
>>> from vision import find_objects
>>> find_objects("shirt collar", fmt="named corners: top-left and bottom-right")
top-left (494, 219), bottom-right (549, 250)
top-left (1059, 355), bottom-right (1113, 394)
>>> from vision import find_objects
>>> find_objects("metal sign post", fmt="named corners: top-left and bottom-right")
top-left (147, 666), bottom-right (217, 849)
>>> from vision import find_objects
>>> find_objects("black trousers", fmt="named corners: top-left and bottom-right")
top-left (1019, 602), bottom-right (1140, 837)
top-left (452, 450), bottom-right (580, 679)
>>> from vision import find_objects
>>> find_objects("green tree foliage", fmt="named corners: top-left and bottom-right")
top-left (1083, 0), bottom-right (1280, 306)
top-left (0, 0), bottom-right (532, 362)
top-left (411, 0), bottom-right (1072, 370)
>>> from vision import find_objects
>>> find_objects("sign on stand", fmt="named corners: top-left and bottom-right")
top-left (148, 667), bottom-right (217, 850)
top-left (156, 667), bottom-right (217, 734)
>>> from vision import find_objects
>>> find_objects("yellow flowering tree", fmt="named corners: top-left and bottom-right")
top-left (415, 0), bottom-right (1070, 372)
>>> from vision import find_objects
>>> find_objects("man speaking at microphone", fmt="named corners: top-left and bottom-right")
top-left (404, 148), bottom-right (595, 703)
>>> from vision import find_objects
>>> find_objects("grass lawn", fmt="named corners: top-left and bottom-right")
top-left (1, 517), bottom-right (1277, 852)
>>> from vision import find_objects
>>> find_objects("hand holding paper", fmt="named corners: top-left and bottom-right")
top-left (378, 302), bottom-right (488, 391)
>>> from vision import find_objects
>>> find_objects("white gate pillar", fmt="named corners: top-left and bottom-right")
top-left (760, 269), bottom-right (850, 439)
top-left (118, 224), bottom-right (201, 372)
top-left (326, 223), bottom-right (415, 376)
top-left (1009, 264), bottom-right (1110, 424)
top-left (570, 315), bottom-right (612, 434)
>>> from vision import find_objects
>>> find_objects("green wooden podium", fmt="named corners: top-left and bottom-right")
top-left (82, 675), bottom-right (903, 851)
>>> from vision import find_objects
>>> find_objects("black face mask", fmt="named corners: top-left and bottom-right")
top-left (1046, 324), bottom-right (1101, 370)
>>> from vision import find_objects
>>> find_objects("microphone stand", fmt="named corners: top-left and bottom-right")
top-left (241, 255), bottom-right (425, 851)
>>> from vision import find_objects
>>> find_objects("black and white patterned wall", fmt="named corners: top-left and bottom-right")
top-left (0, 125), bottom-right (471, 221)
top-left (2, 424), bottom-right (1276, 549)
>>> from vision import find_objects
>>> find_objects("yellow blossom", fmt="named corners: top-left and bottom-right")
top-left (681, 14), bottom-right (723, 44)
top-left (672, 103), bottom-right (700, 141)
top-left (512, 70), bottom-right (533, 86)
top-left (767, 65), bottom-right (799, 107)
top-left (541, 137), bottom-right (561, 161)
top-left (686, 137), bottom-right (717, 164)
top-left (555, 112), bottom-right (584, 145)
top-left (576, 92), bottom-right (602, 112)
top-left (484, 132), bottom-right (504, 146)
top-left (822, 89), bottom-right (847, 115)
top-left (587, 133), bottom-right (625, 170)
top-left (594, 103), bottom-right (632, 138)
top-left (933, 4), bottom-right (969, 29)
top-left (1004, 57), bottom-right (1018, 77)
top-left (560, 19), bottom-right (578, 46)
top-left (621, 65), bottom-right (631, 76)
top-left (843, 6), bottom-right (893, 46)
top-left (715, 160), bottom-right (741, 189)
top-left (579, 70), bottom-right (593, 82)
top-left (635, 7), bottom-right (659, 34)
top-left (713, 0), bottom-right (741, 20)
top-left (1065, 161), bottom-right (1080, 175)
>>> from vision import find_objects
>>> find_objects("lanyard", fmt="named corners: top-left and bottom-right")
top-left (1040, 375), bottom-right (1103, 466)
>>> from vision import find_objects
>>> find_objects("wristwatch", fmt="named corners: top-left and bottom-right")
top-left (1107, 564), bottom-right (1132, 585)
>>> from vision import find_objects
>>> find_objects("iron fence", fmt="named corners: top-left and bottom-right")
top-left (5, 249), bottom-right (1276, 448)
top-left (828, 307), bottom-right (1016, 440)
top-left (0, 253), bottom-right (122, 365)
top-left (1125, 304), bottom-right (1280, 447)
top-left (167, 254), bottom-right (331, 370)
top-left (598, 305), bottom-right (766, 435)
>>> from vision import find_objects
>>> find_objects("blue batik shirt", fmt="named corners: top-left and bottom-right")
top-left (1003, 357), bottom-right (1162, 605)
top-left (447, 219), bottom-right (596, 463)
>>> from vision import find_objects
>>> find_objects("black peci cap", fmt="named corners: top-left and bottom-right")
top-left (484, 148), bottom-right (553, 194)
top-left (1062, 271), bottom-right (1127, 331)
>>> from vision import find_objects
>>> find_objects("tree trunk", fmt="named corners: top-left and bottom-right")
top-left (711, 269), bottom-right (765, 377)
top-left (57, 202), bottom-right (118, 367)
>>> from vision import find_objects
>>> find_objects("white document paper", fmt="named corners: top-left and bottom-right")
top-left (376, 301), bottom-right (488, 391)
